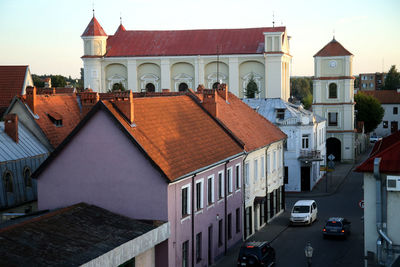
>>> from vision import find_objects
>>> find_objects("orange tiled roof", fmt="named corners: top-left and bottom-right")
top-left (20, 94), bottom-right (82, 148)
top-left (314, 38), bottom-right (353, 57)
top-left (358, 90), bottom-right (400, 104)
top-left (103, 95), bottom-right (243, 181)
top-left (81, 16), bottom-right (107, 37)
top-left (0, 66), bottom-right (28, 114)
top-left (198, 91), bottom-right (286, 151)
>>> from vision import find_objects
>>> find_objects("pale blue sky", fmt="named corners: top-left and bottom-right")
top-left (0, 0), bottom-right (399, 78)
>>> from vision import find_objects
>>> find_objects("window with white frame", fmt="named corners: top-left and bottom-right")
top-left (261, 156), bottom-right (265, 178)
top-left (227, 167), bottom-right (233, 194)
top-left (254, 159), bottom-right (258, 182)
top-left (207, 175), bottom-right (214, 205)
top-left (328, 112), bottom-right (338, 126)
top-left (267, 153), bottom-right (271, 174)
top-left (245, 162), bottom-right (250, 185)
top-left (196, 179), bottom-right (204, 211)
top-left (218, 171), bottom-right (224, 199)
top-left (181, 184), bottom-right (191, 217)
top-left (235, 164), bottom-right (241, 190)
top-left (302, 134), bottom-right (310, 149)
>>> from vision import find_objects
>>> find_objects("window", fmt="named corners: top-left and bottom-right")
top-left (228, 213), bottom-right (232, 239)
top-left (236, 208), bottom-right (241, 233)
top-left (276, 108), bottom-right (285, 120)
top-left (23, 167), bottom-right (32, 187)
top-left (196, 180), bottom-right (203, 211)
top-left (284, 167), bottom-right (289, 184)
top-left (383, 121), bottom-right (388, 128)
top-left (260, 202), bottom-right (265, 225)
top-left (370, 83), bottom-right (374, 88)
top-left (218, 171), bottom-right (224, 199)
top-left (207, 175), bottom-right (214, 205)
top-left (235, 164), bottom-right (241, 190)
top-left (227, 168), bottom-right (233, 194)
top-left (394, 107), bottom-right (398, 115)
top-left (196, 232), bottom-right (202, 262)
top-left (261, 156), bottom-right (265, 178)
top-left (145, 83), bottom-right (155, 92)
top-left (3, 171), bottom-right (13, 193)
top-left (218, 219), bottom-right (223, 247)
top-left (245, 162), bottom-right (250, 185)
top-left (328, 112), bottom-right (338, 126)
top-left (254, 159), bottom-right (258, 182)
top-left (47, 114), bottom-right (63, 127)
top-left (181, 184), bottom-right (190, 217)
top-left (328, 83), bottom-right (337, 98)
top-left (273, 151), bottom-right (277, 171)
top-left (182, 240), bottom-right (189, 267)
top-left (302, 134), bottom-right (309, 149)
top-left (362, 83), bottom-right (366, 88)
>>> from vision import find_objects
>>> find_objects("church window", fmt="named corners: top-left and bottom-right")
top-left (23, 167), bottom-right (32, 187)
top-left (3, 171), bottom-right (13, 193)
top-left (328, 83), bottom-right (337, 98)
top-left (145, 83), bottom-right (155, 92)
top-left (328, 112), bottom-right (338, 126)
top-left (212, 82), bottom-right (220, 90)
top-left (179, 83), bottom-right (188, 92)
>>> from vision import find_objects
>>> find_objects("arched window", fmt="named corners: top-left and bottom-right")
top-left (212, 82), bottom-right (220, 90)
top-left (329, 83), bottom-right (337, 98)
top-left (146, 83), bottom-right (155, 92)
top-left (24, 167), bottom-right (32, 187)
top-left (3, 171), bottom-right (13, 193)
top-left (178, 83), bottom-right (188, 92)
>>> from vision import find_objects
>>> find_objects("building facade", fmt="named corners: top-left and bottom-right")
top-left (358, 72), bottom-right (386, 91)
top-left (312, 38), bottom-right (356, 162)
top-left (81, 16), bottom-right (291, 100)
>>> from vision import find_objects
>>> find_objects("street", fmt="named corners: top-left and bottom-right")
top-left (215, 163), bottom-right (365, 267)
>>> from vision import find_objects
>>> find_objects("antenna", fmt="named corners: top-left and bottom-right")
top-left (120, 12), bottom-right (122, 24)
top-left (272, 11), bottom-right (275, 27)
top-left (92, 1), bottom-right (95, 17)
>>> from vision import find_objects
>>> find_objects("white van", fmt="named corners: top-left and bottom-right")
top-left (290, 200), bottom-right (318, 225)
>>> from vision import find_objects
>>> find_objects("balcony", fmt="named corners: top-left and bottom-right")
top-left (298, 149), bottom-right (323, 162)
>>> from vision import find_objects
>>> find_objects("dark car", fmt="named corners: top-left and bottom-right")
top-left (237, 241), bottom-right (276, 267)
top-left (322, 217), bottom-right (351, 239)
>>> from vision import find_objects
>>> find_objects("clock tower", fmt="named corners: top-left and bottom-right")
top-left (312, 38), bottom-right (355, 162)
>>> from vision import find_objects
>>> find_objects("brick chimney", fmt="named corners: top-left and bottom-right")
top-left (79, 89), bottom-right (99, 116)
top-left (4, 114), bottom-right (18, 143)
top-left (202, 89), bottom-right (218, 117)
top-left (26, 86), bottom-right (37, 114)
top-left (216, 83), bottom-right (228, 101)
top-left (114, 90), bottom-right (134, 124)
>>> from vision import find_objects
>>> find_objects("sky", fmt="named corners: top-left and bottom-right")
top-left (0, 0), bottom-right (399, 78)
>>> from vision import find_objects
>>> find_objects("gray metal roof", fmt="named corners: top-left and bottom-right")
top-left (0, 121), bottom-right (49, 162)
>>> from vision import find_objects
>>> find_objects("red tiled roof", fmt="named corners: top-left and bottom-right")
top-left (0, 65), bottom-right (28, 112)
top-left (115, 24), bottom-right (126, 34)
top-left (358, 90), bottom-right (400, 104)
top-left (103, 95), bottom-right (243, 181)
top-left (314, 38), bottom-right (353, 57)
top-left (81, 16), bottom-right (107, 37)
top-left (355, 131), bottom-right (400, 173)
top-left (199, 91), bottom-right (286, 151)
top-left (105, 27), bottom-right (286, 57)
top-left (20, 94), bottom-right (82, 148)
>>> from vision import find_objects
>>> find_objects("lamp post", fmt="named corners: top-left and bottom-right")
top-left (304, 241), bottom-right (313, 267)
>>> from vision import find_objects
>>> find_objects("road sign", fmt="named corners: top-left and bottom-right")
top-left (328, 154), bottom-right (335, 161)
top-left (358, 199), bottom-right (364, 209)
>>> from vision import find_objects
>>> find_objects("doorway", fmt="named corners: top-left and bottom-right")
top-left (326, 137), bottom-right (341, 161)
top-left (208, 225), bottom-right (213, 265)
top-left (301, 166), bottom-right (311, 191)
top-left (391, 121), bottom-right (398, 133)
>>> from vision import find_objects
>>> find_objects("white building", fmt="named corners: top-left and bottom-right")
top-left (312, 38), bottom-right (356, 162)
top-left (81, 15), bottom-right (291, 99)
top-left (360, 90), bottom-right (400, 137)
top-left (243, 98), bottom-right (326, 192)
top-left (355, 132), bottom-right (400, 266)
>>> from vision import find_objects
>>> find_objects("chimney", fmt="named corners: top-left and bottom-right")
top-left (114, 90), bottom-right (134, 124)
top-left (197, 84), bottom-right (205, 93)
top-left (26, 86), bottom-right (37, 114)
top-left (4, 114), bottom-right (18, 143)
top-left (202, 89), bottom-right (218, 117)
top-left (216, 83), bottom-right (228, 101)
top-left (79, 89), bottom-right (99, 116)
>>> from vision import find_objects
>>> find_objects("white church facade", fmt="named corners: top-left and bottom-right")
top-left (81, 16), bottom-right (291, 100)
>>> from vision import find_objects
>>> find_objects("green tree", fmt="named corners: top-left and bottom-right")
top-left (355, 92), bottom-right (384, 133)
top-left (32, 74), bottom-right (44, 87)
top-left (50, 75), bottom-right (66, 87)
top-left (112, 82), bottom-right (126, 91)
top-left (302, 93), bottom-right (313, 110)
top-left (383, 65), bottom-right (400, 90)
top-left (245, 75), bottom-right (259, 98)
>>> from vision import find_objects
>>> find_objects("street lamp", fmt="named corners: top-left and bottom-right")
top-left (304, 241), bottom-right (313, 267)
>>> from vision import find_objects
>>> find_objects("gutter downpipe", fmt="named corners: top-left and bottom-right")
top-left (191, 174), bottom-right (196, 267)
top-left (374, 157), bottom-right (393, 266)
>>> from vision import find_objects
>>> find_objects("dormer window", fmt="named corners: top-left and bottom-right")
top-left (276, 109), bottom-right (285, 120)
top-left (47, 113), bottom-right (63, 127)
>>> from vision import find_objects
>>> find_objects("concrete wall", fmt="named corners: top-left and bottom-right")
top-left (38, 110), bottom-right (168, 221)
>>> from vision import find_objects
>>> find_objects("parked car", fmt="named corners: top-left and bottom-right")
top-left (290, 200), bottom-right (318, 225)
top-left (370, 134), bottom-right (382, 143)
top-left (322, 217), bottom-right (351, 239)
top-left (237, 241), bottom-right (276, 267)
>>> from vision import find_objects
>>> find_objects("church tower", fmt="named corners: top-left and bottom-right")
top-left (81, 15), bottom-right (107, 91)
top-left (312, 38), bottom-right (355, 162)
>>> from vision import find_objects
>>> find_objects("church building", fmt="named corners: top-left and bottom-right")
top-left (81, 15), bottom-right (291, 99)
top-left (312, 38), bottom-right (356, 162)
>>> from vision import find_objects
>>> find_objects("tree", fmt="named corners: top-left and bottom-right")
top-left (302, 93), bottom-right (313, 110)
top-left (50, 75), bottom-right (66, 87)
top-left (112, 82), bottom-right (126, 91)
top-left (355, 92), bottom-right (384, 133)
top-left (32, 74), bottom-right (44, 87)
top-left (383, 65), bottom-right (400, 90)
top-left (245, 75), bottom-right (259, 98)
top-left (290, 77), bottom-right (313, 109)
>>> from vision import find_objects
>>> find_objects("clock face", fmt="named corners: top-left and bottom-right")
top-left (329, 60), bottom-right (337, 68)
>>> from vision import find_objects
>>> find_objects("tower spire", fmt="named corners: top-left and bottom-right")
top-left (92, 1), bottom-right (95, 17)
top-left (120, 12), bottom-right (122, 24)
